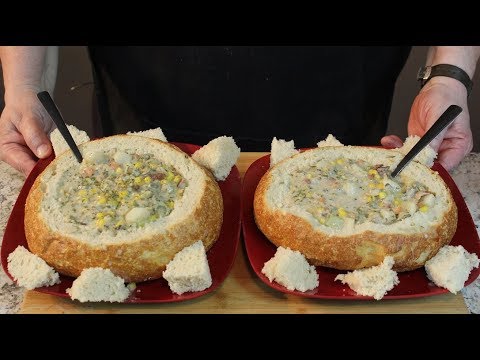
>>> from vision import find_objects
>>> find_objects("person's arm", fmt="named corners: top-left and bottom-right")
top-left (1, 46), bottom-right (58, 98)
top-left (0, 46), bottom-right (58, 176)
top-left (382, 46), bottom-right (480, 171)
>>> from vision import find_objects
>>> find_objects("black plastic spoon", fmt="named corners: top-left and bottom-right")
top-left (391, 104), bottom-right (462, 177)
top-left (37, 91), bottom-right (83, 163)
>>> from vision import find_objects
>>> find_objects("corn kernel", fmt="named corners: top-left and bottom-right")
top-left (368, 183), bottom-right (376, 189)
top-left (318, 217), bottom-right (326, 224)
top-left (114, 220), bottom-right (124, 228)
top-left (144, 176), bottom-right (151, 184)
top-left (336, 158), bottom-right (345, 165)
top-left (97, 196), bottom-right (107, 205)
top-left (376, 183), bottom-right (385, 189)
top-left (394, 199), bottom-right (401, 206)
top-left (96, 212), bottom-right (104, 219)
top-left (419, 205), bottom-right (429, 212)
top-left (160, 179), bottom-right (167, 185)
top-left (306, 173), bottom-right (313, 179)
top-left (368, 169), bottom-right (378, 175)
top-left (134, 162), bottom-right (142, 169)
top-left (365, 195), bottom-right (372, 203)
top-left (115, 167), bottom-right (123, 174)
top-left (173, 175), bottom-right (182, 183)
top-left (166, 172), bottom-right (175, 181)
top-left (167, 200), bottom-right (175, 209)
top-left (78, 189), bottom-right (87, 197)
top-left (134, 176), bottom-right (142, 185)
top-left (338, 208), bottom-right (347, 218)
top-left (378, 191), bottom-right (386, 199)
top-left (96, 218), bottom-right (105, 228)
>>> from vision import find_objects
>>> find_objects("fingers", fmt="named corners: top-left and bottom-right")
top-left (436, 137), bottom-right (473, 171)
top-left (0, 142), bottom-right (37, 176)
top-left (437, 148), bottom-right (466, 171)
top-left (14, 115), bottom-right (52, 159)
top-left (380, 135), bottom-right (403, 149)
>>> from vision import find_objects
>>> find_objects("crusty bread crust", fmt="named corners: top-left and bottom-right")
top-left (25, 137), bottom-right (223, 282)
top-left (254, 147), bottom-right (457, 272)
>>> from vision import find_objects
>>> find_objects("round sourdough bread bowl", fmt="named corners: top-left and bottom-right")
top-left (253, 146), bottom-right (457, 272)
top-left (24, 135), bottom-right (223, 282)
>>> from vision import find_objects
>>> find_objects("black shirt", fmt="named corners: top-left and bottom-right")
top-left (88, 46), bottom-right (411, 151)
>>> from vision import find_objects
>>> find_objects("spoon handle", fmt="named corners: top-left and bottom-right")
top-left (391, 104), bottom-right (462, 177)
top-left (37, 91), bottom-right (83, 163)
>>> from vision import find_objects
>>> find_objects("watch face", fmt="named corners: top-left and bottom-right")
top-left (417, 66), bottom-right (432, 80)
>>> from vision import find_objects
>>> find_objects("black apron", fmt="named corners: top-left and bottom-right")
top-left (88, 46), bottom-right (411, 151)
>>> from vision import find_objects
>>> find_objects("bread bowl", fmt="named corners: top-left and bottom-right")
top-left (254, 146), bottom-right (457, 272)
top-left (24, 135), bottom-right (223, 282)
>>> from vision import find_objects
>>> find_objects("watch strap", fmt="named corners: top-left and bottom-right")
top-left (418, 64), bottom-right (473, 96)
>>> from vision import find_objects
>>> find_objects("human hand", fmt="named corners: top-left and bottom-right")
top-left (0, 86), bottom-right (55, 176)
top-left (381, 76), bottom-right (472, 171)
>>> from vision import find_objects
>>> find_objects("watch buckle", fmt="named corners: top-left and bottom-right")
top-left (418, 66), bottom-right (432, 80)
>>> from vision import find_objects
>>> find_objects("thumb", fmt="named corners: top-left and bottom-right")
top-left (380, 135), bottom-right (403, 149)
top-left (17, 116), bottom-right (52, 159)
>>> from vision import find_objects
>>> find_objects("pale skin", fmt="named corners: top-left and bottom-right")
top-left (1, 46), bottom-right (479, 177)
top-left (381, 46), bottom-right (480, 170)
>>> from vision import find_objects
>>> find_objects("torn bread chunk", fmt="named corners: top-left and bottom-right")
top-left (397, 135), bottom-right (437, 168)
top-left (127, 127), bottom-right (168, 142)
top-left (7, 246), bottom-right (60, 290)
top-left (192, 136), bottom-right (240, 181)
top-left (270, 137), bottom-right (299, 167)
top-left (317, 134), bottom-right (344, 148)
top-left (335, 256), bottom-right (399, 300)
top-left (425, 245), bottom-right (479, 294)
top-left (262, 246), bottom-right (319, 292)
top-left (162, 240), bottom-right (212, 295)
top-left (50, 124), bottom-right (90, 157)
top-left (66, 267), bottom-right (131, 303)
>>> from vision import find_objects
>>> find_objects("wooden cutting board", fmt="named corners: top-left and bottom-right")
top-left (19, 152), bottom-right (469, 314)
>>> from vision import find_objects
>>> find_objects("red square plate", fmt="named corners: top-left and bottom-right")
top-left (242, 152), bottom-right (480, 300)
top-left (1, 142), bottom-right (241, 303)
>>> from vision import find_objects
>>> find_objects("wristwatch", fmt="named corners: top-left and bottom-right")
top-left (417, 64), bottom-right (473, 96)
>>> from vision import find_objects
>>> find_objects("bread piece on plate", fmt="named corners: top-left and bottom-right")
top-left (66, 267), bottom-right (130, 302)
top-left (317, 134), bottom-right (344, 148)
top-left (396, 135), bottom-right (437, 168)
top-left (7, 246), bottom-right (60, 290)
top-left (270, 137), bottom-right (299, 168)
top-left (50, 124), bottom-right (90, 157)
top-left (192, 136), bottom-right (240, 181)
top-left (254, 146), bottom-right (457, 272)
top-left (262, 246), bottom-right (319, 292)
top-left (425, 245), bottom-right (479, 294)
top-left (25, 135), bottom-right (223, 282)
top-left (127, 127), bottom-right (168, 142)
top-left (162, 240), bottom-right (212, 295)
top-left (335, 256), bottom-right (399, 300)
